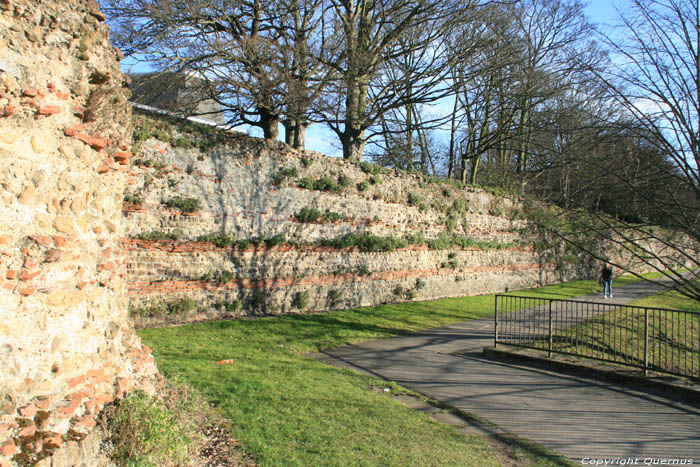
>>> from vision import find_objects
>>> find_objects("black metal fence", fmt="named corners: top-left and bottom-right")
top-left (494, 295), bottom-right (700, 380)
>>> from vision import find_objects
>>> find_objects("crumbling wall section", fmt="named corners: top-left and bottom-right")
top-left (0, 1), bottom-right (158, 465)
top-left (123, 112), bottom-right (682, 326)
top-left (122, 113), bottom-right (575, 324)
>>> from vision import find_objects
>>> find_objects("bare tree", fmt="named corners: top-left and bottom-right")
top-left (277, 0), bottom-right (334, 148)
top-left (549, 0), bottom-right (700, 300)
top-left (509, 0), bottom-right (597, 178)
top-left (318, 0), bottom-right (473, 161)
top-left (102, 0), bottom-right (331, 145)
top-left (446, 3), bottom-right (521, 185)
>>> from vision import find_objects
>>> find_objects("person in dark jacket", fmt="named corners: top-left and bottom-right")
top-left (600, 263), bottom-right (613, 299)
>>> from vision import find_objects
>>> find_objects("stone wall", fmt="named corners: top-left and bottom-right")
top-left (0, 1), bottom-right (158, 465)
top-left (124, 111), bottom-right (692, 326)
top-left (123, 112), bottom-right (587, 324)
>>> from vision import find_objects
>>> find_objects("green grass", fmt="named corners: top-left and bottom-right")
top-left (137, 277), bottom-right (638, 466)
top-left (504, 273), bottom-right (653, 300)
top-left (631, 286), bottom-right (700, 313)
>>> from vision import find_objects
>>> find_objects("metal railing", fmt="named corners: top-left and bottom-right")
top-left (494, 295), bottom-right (700, 380)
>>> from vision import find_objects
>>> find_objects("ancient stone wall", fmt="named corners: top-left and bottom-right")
top-left (122, 112), bottom-right (589, 324)
top-left (0, 1), bottom-right (158, 465)
top-left (123, 111), bottom-right (689, 326)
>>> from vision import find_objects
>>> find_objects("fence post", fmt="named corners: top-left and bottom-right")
top-left (548, 300), bottom-right (553, 358)
top-left (494, 295), bottom-right (498, 348)
top-left (644, 308), bottom-right (649, 377)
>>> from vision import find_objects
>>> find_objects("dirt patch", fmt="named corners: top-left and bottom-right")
top-left (195, 419), bottom-right (256, 467)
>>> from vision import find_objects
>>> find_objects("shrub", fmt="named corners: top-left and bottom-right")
top-left (357, 181), bottom-right (369, 192)
top-left (198, 232), bottom-right (236, 248)
top-left (319, 233), bottom-right (407, 252)
top-left (163, 197), bottom-right (201, 213)
top-left (415, 279), bottom-right (426, 290)
top-left (445, 214), bottom-right (457, 233)
top-left (137, 231), bottom-right (179, 241)
top-left (265, 234), bottom-right (286, 247)
top-left (292, 291), bottom-right (310, 310)
top-left (300, 156), bottom-right (313, 168)
top-left (358, 161), bottom-right (382, 175)
top-left (369, 175), bottom-right (381, 185)
top-left (294, 207), bottom-right (321, 222)
top-left (273, 167), bottom-right (299, 186)
top-left (452, 199), bottom-right (467, 213)
top-left (203, 270), bottom-right (235, 285)
top-left (123, 194), bottom-right (143, 205)
top-left (357, 264), bottom-right (372, 276)
top-left (313, 177), bottom-right (339, 192)
top-left (104, 390), bottom-right (196, 467)
top-left (129, 298), bottom-right (196, 318)
top-left (129, 302), bottom-right (167, 318)
top-left (407, 192), bottom-right (422, 206)
top-left (322, 211), bottom-right (345, 222)
top-left (337, 174), bottom-right (351, 189)
top-left (405, 233), bottom-right (426, 245)
top-left (170, 298), bottom-right (197, 314)
top-left (296, 176), bottom-right (314, 189)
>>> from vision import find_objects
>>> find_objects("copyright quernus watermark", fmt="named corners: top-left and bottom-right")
top-left (581, 459), bottom-right (694, 466)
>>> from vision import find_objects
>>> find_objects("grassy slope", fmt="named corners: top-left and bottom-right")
top-left (138, 275), bottom-right (649, 466)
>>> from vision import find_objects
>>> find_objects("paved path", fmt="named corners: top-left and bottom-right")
top-left (316, 280), bottom-right (700, 463)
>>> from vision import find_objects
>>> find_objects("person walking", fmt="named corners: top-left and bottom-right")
top-left (600, 263), bottom-right (613, 299)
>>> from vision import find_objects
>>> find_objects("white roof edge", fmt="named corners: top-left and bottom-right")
top-left (130, 102), bottom-right (244, 133)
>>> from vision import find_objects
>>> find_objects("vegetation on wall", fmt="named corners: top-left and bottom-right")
top-left (129, 298), bottom-right (197, 318)
top-left (162, 196), bottom-right (201, 213)
top-left (294, 207), bottom-right (347, 223)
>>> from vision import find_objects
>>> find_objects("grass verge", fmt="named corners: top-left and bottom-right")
top-left (137, 276), bottom-right (648, 466)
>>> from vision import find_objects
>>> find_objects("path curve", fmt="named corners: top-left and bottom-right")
top-left (317, 281), bottom-right (700, 462)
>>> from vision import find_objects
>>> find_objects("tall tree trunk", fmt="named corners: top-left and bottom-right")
top-left (447, 95), bottom-right (459, 179)
top-left (260, 107), bottom-right (280, 141)
top-left (283, 120), bottom-right (293, 146)
top-left (516, 98), bottom-right (530, 174)
top-left (342, 129), bottom-right (365, 161)
top-left (293, 123), bottom-right (306, 149)
top-left (343, 74), bottom-right (369, 161)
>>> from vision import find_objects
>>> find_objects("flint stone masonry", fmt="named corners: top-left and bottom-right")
top-left (0, 1), bottom-right (158, 466)
top-left (123, 112), bottom-right (589, 324)
top-left (124, 112), bottom-right (684, 326)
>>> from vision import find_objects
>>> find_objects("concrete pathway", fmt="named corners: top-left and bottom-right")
top-left (316, 280), bottom-right (700, 463)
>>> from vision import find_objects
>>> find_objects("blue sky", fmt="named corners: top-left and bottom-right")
top-left (584, 0), bottom-right (619, 27)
